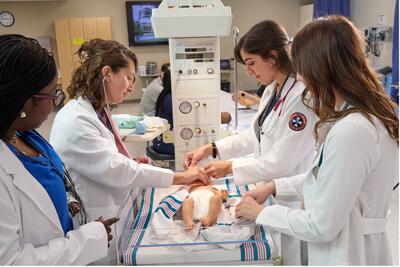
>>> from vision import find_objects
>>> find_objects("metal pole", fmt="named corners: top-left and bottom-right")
top-left (232, 26), bottom-right (240, 128)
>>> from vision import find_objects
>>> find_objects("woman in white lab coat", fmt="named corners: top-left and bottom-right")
top-left (235, 16), bottom-right (399, 265)
top-left (184, 20), bottom-right (316, 265)
top-left (50, 39), bottom-right (209, 263)
top-left (0, 34), bottom-right (117, 265)
top-left (185, 20), bottom-right (316, 185)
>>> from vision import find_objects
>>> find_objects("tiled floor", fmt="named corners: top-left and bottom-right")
top-left (38, 100), bottom-right (399, 265)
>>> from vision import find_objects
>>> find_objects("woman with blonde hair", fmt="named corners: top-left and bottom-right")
top-left (235, 15), bottom-right (399, 265)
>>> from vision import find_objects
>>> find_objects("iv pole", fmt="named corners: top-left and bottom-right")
top-left (232, 27), bottom-right (239, 129)
top-left (232, 26), bottom-right (240, 129)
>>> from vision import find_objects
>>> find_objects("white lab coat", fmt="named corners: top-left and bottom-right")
top-left (215, 76), bottom-right (316, 265)
top-left (50, 97), bottom-right (174, 263)
top-left (216, 76), bottom-right (316, 186)
top-left (257, 113), bottom-right (398, 265)
top-left (139, 77), bottom-right (163, 116)
top-left (50, 97), bottom-right (174, 220)
top-left (0, 141), bottom-right (108, 265)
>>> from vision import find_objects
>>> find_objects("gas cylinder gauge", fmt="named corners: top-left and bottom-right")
top-left (179, 101), bottom-right (192, 114)
top-left (180, 127), bottom-right (193, 140)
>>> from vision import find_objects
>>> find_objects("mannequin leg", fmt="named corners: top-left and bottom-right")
top-left (200, 194), bottom-right (222, 227)
top-left (182, 197), bottom-right (195, 230)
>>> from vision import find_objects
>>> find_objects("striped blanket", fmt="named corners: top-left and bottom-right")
top-left (117, 178), bottom-right (274, 265)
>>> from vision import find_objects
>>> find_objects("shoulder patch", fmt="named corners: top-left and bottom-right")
top-left (289, 112), bottom-right (307, 131)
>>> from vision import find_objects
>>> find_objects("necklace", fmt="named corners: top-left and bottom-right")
top-left (6, 133), bottom-right (37, 157)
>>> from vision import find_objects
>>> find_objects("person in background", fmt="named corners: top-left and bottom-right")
top-left (0, 34), bottom-right (117, 265)
top-left (153, 69), bottom-right (174, 155)
top-left (184, 20), bottom-right (317, 265)
top-left (50, 39), bottom-right (210, 264)
top-left (235, 15), bottom-right (399, 265)
top-left (139, 63), bottom-right (170, 116)
top-left (152, 69), bottom-right (233, 156)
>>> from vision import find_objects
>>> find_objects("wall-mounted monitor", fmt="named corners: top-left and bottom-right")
top-left (126, 1), bottom-right (168, 46)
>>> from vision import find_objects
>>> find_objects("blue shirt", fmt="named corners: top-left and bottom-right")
top-left (153, 93), bottom-right (175, 155)
top-left (7, 130), bottom-right (73, 235)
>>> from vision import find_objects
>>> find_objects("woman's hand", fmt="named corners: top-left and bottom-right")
top-left (235, 196), bottom-right (264, 221)
top-left (135, 156), bottom-right (152, 165)
top-left (204, 160), bottom-right (232, 178)
top-left (96, 216), bottom-right (119, 247)
top-left (244, 181), bottom-right (276, 204)
top-left (173, 166), bottom-right (211, 185)
top-left (183, 144), bottom-right (212, 169)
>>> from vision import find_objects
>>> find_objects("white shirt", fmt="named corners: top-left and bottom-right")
top-left (139, 77), bottom-right (163, 116)
top-left (257, 113), bottom-right (398, 265)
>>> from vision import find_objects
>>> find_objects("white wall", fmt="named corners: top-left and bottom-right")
top-left (299, 4), bottom-right (313, 28)
top-left (351, 0), bottom-right (396, 69)
top-left (221, 0), bottom-right (301, 91)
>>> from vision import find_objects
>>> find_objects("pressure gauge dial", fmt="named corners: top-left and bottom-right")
top-left (179, 101), bottom-right (192, 114)
top-left (180, 127), bottom-right (193, 140)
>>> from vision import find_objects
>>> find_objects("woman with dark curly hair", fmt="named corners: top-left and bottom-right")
top-left (50, 39), bottom-right (210, 263)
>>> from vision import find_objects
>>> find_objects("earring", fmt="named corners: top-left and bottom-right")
top-left (20, 111), bottom-right (27, 118)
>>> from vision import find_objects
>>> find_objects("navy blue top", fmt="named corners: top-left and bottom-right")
top-left (256, 84), bottom-right (267, 98)
top-left (7, 130), bottom-right (73, 235)
top-left (153, 93), bottom-right (175, 155)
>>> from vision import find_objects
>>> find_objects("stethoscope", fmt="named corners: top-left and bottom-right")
top-left (257, 77), bottom-right (297, 140)
top-left (272, 78), bottom-right (297, 116)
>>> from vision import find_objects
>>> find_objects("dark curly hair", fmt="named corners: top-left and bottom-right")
top-left (67, 39), bottom-right (138, 110)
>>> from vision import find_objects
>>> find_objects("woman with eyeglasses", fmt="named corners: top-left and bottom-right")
top-left (49, 39), bottom-right (210, 264)
top-left (0, 34), bottom-right (118, 265)
top-left (184, 20), bottom-right (317, 265)
top-left (235, 16), bottom-right (399, 265)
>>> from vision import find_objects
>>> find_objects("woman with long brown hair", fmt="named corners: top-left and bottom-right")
top-left (184, 20), bottom-right (317, 265)
top-left (235, 16), bottom-right (398, 265)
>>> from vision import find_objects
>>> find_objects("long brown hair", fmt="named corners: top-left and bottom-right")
top-left (67, 39), bottom-right (138, 110)
top-left (234, 20), bottom-right (294, 75)
top-left (291, 15), bottom-right (398, 143)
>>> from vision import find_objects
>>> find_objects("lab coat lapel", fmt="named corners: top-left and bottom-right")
top-left (252, 82), bottom-right (274, 134)
top-left (77, 97), bottom-right (115, 140)
top-left (0, 142), bottom-right (63, 231)
top-left (261, 76), bottom-right (296, 134)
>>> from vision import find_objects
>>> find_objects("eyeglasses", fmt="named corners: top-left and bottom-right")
top-left (33, 89), bottom-right (66, 107)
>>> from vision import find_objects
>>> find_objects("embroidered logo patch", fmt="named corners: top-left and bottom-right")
top-left (289, 112), bottom-right (307, 131)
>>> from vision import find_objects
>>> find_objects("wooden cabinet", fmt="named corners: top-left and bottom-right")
top-left (54, 17), bottom-right (111, 98)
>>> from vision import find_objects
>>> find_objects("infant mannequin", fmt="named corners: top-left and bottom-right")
top-left (182, 179), bottom-right (228, 230)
